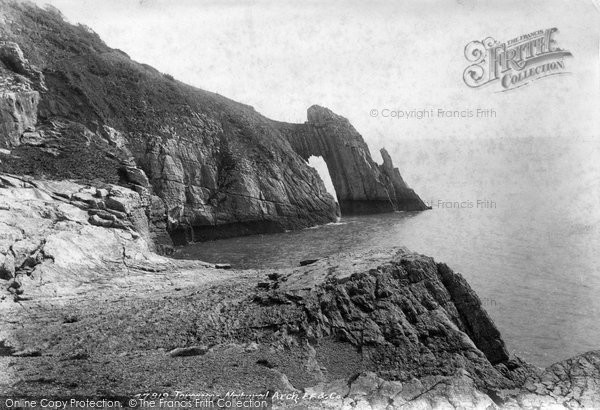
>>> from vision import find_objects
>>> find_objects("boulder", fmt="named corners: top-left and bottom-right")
top-left (123, 166), bottom-right (150, 188)
top-left (20, 131), bottom-right (44, 146)
top-left (0, 41), bottom-right (46, 90)
top-left (105, 185), bottom-right (142, 214)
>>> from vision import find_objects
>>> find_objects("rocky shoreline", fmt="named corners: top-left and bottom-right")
top-left (1, 1), bottom-right (599, 408)
top-left (0, 0), bottom-right (428, 249)
top-left (1, 177), bottom-right (599, 408)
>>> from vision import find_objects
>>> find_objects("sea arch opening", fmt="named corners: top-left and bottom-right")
top-left (307, 155), bottom-right (338, 203)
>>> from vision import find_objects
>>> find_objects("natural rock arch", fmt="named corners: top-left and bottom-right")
top-left (274, 105), bottom-right (429, 215)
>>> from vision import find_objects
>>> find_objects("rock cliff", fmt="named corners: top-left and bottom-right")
top-left (2, 2), bottom-right (598, 408)
top-left (275, 106), bottom-right (429, 214)
top-left (0, 0), bottom-right (427, 249)
top-left (1, 178), bottom-right (599, 408)
top-left (0, 173), bottom-right (168, 280)
top-left (0, 40), bottom-right (40, 149)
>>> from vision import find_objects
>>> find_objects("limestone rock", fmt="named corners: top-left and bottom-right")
top-left (292, 372), bottom-right (496, 409)
top-left (437, 262), bottom-right (509, 364)
top-left (0, 41), bottom-right (46, 90)
top-left (95, 188), bottom-right (109, 198)
top-left (0, 173), bottom-right (28, 188)
top-left (105, 185), bottom-right (142, 214)
top-left (505, 351), bottom-right (600, 408)
top-left (0, 41), bottom-right (43, 149)
top-left (236, 250), bottom-right (521, 392)
top-left (88, 213), bottom-right (113, 228)
top-left (278, 106), bottom-right (429, 214)
top-left (0, 90), bottom-right (39, 148)
top-left (25, 178), bottom-right (157, 245)
top-left (0, 2), bottom-right (428, 245)
top-left (134, 122), bottom-right (339, 244)
top-left (1, 198), bottom-right (599, 407)
top-left (0, 174), bottom-right (169, 284)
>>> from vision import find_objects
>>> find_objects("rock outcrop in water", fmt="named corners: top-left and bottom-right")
top-left (276, 106), bottom-right (429, 214)
top-left (1, 177), bottom-right (599, 408)
top-left (0, 0), bottom-right (427, 248)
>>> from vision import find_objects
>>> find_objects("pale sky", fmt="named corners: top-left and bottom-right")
top-left (31, 0), bottom-right (600, 152)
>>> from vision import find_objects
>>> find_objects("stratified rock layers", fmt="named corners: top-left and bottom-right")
top-left (126, 112), bottom-right (340, 244)
top-left (276, 106), bottom-right (429, 214)
top-left (1, 179), bottom-right (600, 407)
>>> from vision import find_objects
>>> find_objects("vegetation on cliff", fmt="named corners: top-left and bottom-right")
top-left (0, 0), bottom-right (427, 248)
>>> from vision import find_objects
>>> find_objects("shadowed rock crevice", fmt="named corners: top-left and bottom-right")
top-left (436, 262), bottom-right (509, 365)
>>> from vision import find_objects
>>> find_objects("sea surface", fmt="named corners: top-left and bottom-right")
top-left (174, 136), bottom-right (600, 367)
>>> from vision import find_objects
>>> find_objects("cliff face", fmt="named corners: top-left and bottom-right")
top-left (3, 180), bottom-right (598, 407)
top-left (0, 89), bottom-right (38, 148)
top-left (0, 0), bottom-right (427, 248)
top-left (276, 106), bottom-right (429, 214)
top-left (0, 41), bottom-right (40, 148)
top-left (128, 112), bottom-right (339, 244)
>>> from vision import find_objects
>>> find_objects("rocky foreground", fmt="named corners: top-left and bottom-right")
top-left (1, 175), bottom-right (599, 409)
top-left (0, 2), bottom-right (599, 408)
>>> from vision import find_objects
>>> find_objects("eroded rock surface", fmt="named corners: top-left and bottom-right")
top-left (0, 1), bottom-right (426, 245)
top-left (503, 351), bottom-right (600, 409)
top-left (276, 106), bottom-right (429, 214)
top-left (0, 41), bottom-right (43, 149)
top-left (0, 1), bottom-right (340, 244)
top-left (0, 90), bottom-right (39, 148)
top-left (0, 2), bottom-right (598, 408)
top-left (0, 173), bottom-right (171, 286)
top-left (0, 181), bottom-right (598, 408)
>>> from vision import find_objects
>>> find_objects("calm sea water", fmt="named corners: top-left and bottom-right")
top-left (174, 136), bottom-right (600, 367)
